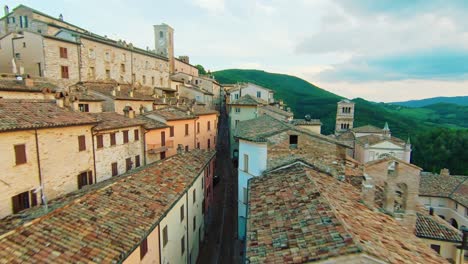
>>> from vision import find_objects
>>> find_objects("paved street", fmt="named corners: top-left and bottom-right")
top-left (197, 103), bottom-right (239, 264)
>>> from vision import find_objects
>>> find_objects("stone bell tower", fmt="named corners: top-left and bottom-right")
top-left (154, 23), bottom-right (174, 73)
top-left (335, 99), bottom-right (355, 135)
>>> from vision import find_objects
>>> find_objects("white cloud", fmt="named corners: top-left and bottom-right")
top-left (192, 0), bottom-right (226, 14)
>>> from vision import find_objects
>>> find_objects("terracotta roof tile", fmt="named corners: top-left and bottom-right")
top-left (90, 112), bottom-right (146, 131)
top-left (259, 105), bottom-right (293, 118)
top-left (246, 164), bottom-right (448, 264)
top-left (229, 94), bottom-right (267, 106)
top-left (144, 106), bottom-right (197, 121)
top-left (352, 125), bottom-right (383, 133)
top-left (0, 149), bottom-right (215, 263)
top-left (0, 99), bottom-right (97, 132)
top-left (420, 174), bottom-right (468, 207)
top-left (416, 213), bottom-right (462, 242)
top-left (0, 78), bottom-right (60, 93)
top-left (77, 82), bottom-right (155, 101)
top-left (136, 115), bottom-right (169, 130)
top-left (291, 119), bottom-right (322, 126)
top-left (356, 134), bottom-right (405, 147)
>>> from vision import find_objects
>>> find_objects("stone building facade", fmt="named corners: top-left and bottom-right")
top-left (0, 5), bottom-right (170, 88)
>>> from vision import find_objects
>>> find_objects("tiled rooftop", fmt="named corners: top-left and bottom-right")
top-left (0, 78), bottom-right (60, 93)
top-left (235, 115), bottom-right (347, 147)
top-left (246, 164), bottom-right (362, 263)
top-left (0, 149), bottom-right (216, 263)
top-left (77, 82), bottom-right (155, 101)
top-left (136, 115), bottom-right (169, 130)
top-left (246, 164), bottom-right (448, 263)
top-left (419, 174), bottom-right (468, 207)
top-left (90, 112), bottom-right (146, 131)
top-left (229, 94), bottom-right (267, 106)
top-left (0, 99), bottom-right (97, 132)
top-left (291, 118), bottom-right (322, 126)
top-left (145, 106), bottom-right (197, 121)
top-left (415, 213), bottom-right (462, 242)
top-left (352, 125), bottom-right (383, 133)
top-left (259, 105), bottom-right (293, 118)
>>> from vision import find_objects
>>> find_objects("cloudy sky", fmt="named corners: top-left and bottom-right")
top-left (5, 0), bottom-right (468, 102)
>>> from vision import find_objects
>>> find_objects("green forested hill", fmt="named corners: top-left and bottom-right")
top-left (214, 69), bottom-right (468, 174)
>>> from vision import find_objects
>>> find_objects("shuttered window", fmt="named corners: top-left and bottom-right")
top-left (123, 130), bottom-right (129, 143)
top-left (135, 155), bottom-right (140, 168)
top-left (197, 122), bottom-right (200, 134)
top-left (12, 191), bottom-right (30, 214)
top-left (208, 139), bottom-right (211, 150)
top-left (181, 236), bottom-right (185, 255)
top-left (78, 135), bottom-right (86, 151)
top-left (14, 144), bottom-right (27, 165)
top-left (134, 129), bottom-right (139, 141)
top-left (180, 205), bottom-right (184, 222)
top-left (110, 133), bottom-right (116, 146)
top-left (140, 238), bottom-right (148, 260)
top-left (77, 171), bottom-right (93, 189)
top-left (59, 47), bottom-right (68, 58)
top-left (126, 158), bottom-right (132, 171)
top-left (170, 126), bottom-right (174, 137)
top-left (97, 135), bottom-right (104, 149)
top-left (111, 162), bottom-right (118, 176)
top-left (185, 124), bottom-right (189, 136)
top-left (208, 121), bottom-right (211, 131)
top-left (61, 66), bottom-right (69, 79)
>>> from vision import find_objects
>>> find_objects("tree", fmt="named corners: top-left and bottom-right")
top-left (195, 64), bottom-right (207, 75)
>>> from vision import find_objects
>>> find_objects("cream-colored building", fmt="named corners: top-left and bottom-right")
top-left (0, 99), bottom-right (97, 218)
top-left (0, 149), bottom-right (216, 264)
top-left (0, 5), bottom-right (170, 88)
top-left (91, 112), bottom-right (146, 182)
top-left (137, 115), bottom-right (171, 164)
top-left (228, 83), bottom-right (275, 104)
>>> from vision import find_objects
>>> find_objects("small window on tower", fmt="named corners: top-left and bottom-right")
top-left (160, 31), bottom-right (164, 38)
top-left (289, 135), bottom-right (298, 149)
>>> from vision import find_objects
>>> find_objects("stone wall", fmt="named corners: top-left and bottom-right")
top-left (43, 37), bottom-right (80, 87)
top-left (94, 125), bottom-right (144, 182)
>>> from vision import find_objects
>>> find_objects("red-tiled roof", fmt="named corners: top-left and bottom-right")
top-left (416, 213), bottom-right (462, 242)
top-left (0, 99), bottom-right (97, 132)
top-left (145, 106), bottom-right (197, 121)
top-left (76, 82), bottom-right (155, 101)
top-left (246, 164), bottom-right (448, 264)
top-left (0, 149), bottom-right (216, 263)
top-left (90, 112), bottom-right (146, 131)
top-left (419, 174), bottom-right (468, 207)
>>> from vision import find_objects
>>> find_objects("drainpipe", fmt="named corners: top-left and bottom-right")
top-left (34, 129), bottom-right (47, 211)
top-left (91, 125), bottom-right (98, 183)
top-left (186, 192), bottom-right (190, 264)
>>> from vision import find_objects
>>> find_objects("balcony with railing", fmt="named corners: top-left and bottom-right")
top-left (147, 140), bottom-right (174, 154)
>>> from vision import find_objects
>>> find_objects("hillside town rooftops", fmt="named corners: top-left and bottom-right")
top-left (364, 156), bottom-right (421, 170)
top-left (77, 82), bottom-right (155, 101)
top-left (415, 213), bottom-right (462, 243)
top-left (0, 99), bottom-right (97, 132)
top-left (144, 106), bottom-right (197, 121)
top-left (259, 105), bottom-right (293, 118)
top-left (0, 149), bottom-right (216, 263)
top-left (419, 174), bottom-right (468, 207)
top-left (246, 164), bottom-right (447, 264)
top-left (352, 125), bottom-right (383, 133)
top-left (90, 112), bottom-right (146, 131)
top-left (229, 94), bottom-right (267, 106)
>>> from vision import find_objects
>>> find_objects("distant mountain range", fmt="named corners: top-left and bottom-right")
top-left (391, 96), bottom-right (468, 107)
top-left (213, 69), bottom-right (468, 174)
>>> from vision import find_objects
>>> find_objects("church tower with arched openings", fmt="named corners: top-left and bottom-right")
top-left (335, 99), bottom-right (355, 135)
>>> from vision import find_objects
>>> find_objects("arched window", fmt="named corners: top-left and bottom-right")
top-left (450, 218), bottom-right (459, 229)
top-left (159, 31), bottom-right (164, 38)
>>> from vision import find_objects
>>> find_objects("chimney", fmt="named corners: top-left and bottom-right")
top-left (117, 85), bottom-right (121, 91)
top-left (111, 88), bottom-right (116, 96)
top-left (4, 5), bottom-right (9, 16)
top-left (287, 107), bottom-right (291, 112)
top-left (162, 97), bottom-right (166, 103)
top-left (129, 90), bottom-right (134, 97)
top-left (24, 78), bottom-right (34, 88)
top-left (123, 106), bottom-right (135, 118)
top-left (429, 207), bottom-right (434, 215)
top-left (177, 144), bottom-right (184, 155)
top-left (59, 14), bottom-right (63, 21)
top-left (361, 174), bottom-right (375, 209)
top-left (179, 56), bottom-right (190, 64)
top-left (440, 168), bottom-right (450, 177)
top-left (56, 98), bottom-right (64, 108)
